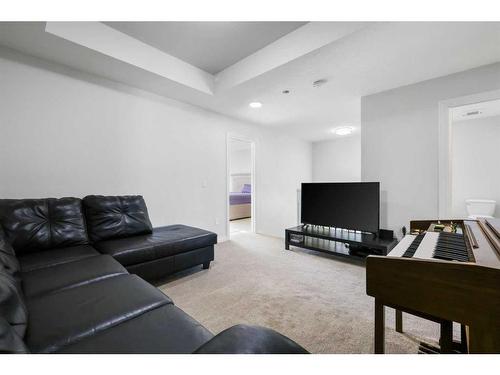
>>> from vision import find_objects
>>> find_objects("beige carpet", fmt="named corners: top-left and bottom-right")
top-left (158, 231), bottom-right (455, 353)
top-left (229, 218), bottom-right (251, 235)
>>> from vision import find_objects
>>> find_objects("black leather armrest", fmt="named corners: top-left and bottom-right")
top-left (193, 324), bottom-right (308, 354)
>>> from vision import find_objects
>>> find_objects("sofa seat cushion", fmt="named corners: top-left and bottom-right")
top-left (0, 198), bottom-right (89, 255)
top-left (57, 304), bottom-right (213, 354)
top-left (193, 324), bottom-right (309, 354)
top-left (22, 255), bottom-right (128, 298)
top-left (18, 245), bottom-right (99, 272)
top-left (93, 225), bottom-right (217, 267)
top-left (25, 274), bottom-right (172, 353)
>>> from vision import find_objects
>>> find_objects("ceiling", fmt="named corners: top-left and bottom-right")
top-left (103, 22), bottom-right (306, 74)
top-left (451, 98), bottom-right (500, 122)
top-left (0, 22), bottom-right (499, 141)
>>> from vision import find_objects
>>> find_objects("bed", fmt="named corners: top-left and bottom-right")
top-left (229, 183), bottom-right (251, 220)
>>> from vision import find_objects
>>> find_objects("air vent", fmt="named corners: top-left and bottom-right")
top-left (465, 110), bottom-right (481, 116)
top-left (312, 79), bottom-right (328, 88)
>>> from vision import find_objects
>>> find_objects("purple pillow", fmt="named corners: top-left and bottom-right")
top-left (241, 184), bottom-right (251, 194)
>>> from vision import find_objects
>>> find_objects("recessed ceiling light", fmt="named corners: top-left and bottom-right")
top-left (249, 102), bottom-right (262, 109)
top-left (333, 126), bottom-right (354, 136)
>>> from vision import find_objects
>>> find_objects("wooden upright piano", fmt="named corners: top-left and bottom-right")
top-left (366, 218), bottom-right (500, 353)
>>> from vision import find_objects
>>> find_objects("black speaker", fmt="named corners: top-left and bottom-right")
top-left (378, 229), bottom-right (394, 240)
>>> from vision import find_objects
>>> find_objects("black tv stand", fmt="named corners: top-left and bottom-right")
top-left (285, 225), bottom-right (397, 259)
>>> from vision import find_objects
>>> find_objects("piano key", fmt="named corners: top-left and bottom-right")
top-left (434, 254), bottom-right (467, 262)
top-left (388, 234), bottom-right (417, 257)
top-left (438, 234), bottom-right (464, 240)
top-left (434, 253), bottom-right (469, 262)
top-left (434, 254), bottom-right (469, 262)
top-left (403, 234), bottom-right (424, 257)
top-left (438, 238), bottom-right (463, 243)
top-left (439, 232), bottom-right (462, 236)
top-left (436, 238), bottom-right (466, 246)
top-left (435, 233), bottom-right (470, 261)
top-left (435, 243), bottom-right (467, 252)
top-left (438, 237), bottom-right (465, 244)
top-left (413, 232), bottom-right (439, 259)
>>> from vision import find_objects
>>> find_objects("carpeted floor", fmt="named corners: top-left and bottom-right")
top-left (158, 231), bottom-right (455, 354)
top-left (229, 218), bottom-right (251, 235)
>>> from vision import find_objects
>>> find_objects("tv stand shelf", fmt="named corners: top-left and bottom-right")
top-left (285, 225), bottom-right (397, 259)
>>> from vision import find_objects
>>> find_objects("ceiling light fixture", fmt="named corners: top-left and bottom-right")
top-left (333, 126), bottom-right (354, 136)
top-left (249, 102), bottom-right (262, 109)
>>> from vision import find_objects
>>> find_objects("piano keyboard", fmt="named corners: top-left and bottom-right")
top-left (434, 232), bottom-right (470, 261)
top-left (389, 231), bottom-right (472, 262)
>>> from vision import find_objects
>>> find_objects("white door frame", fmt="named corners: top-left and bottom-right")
top-left (226, 134), bottom-right (256, 239)
top-left (438, 89), bottom-right (500, 219)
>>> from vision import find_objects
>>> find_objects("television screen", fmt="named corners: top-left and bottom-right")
top-left (301, 182), bottom-right (380, 233)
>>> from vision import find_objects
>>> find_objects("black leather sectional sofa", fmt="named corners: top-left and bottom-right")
top-left (0, 195), bottom-right (307, 354)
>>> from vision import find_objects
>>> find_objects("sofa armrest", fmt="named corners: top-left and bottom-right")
top-left (193, 324), bottom-right (308, 354)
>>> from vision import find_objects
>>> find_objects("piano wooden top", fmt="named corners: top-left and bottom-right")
top-left (465, 219), bottom-right (500, 269)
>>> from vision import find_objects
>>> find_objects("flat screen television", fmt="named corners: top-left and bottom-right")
top-left (301, 182), bottom-right (380, 234)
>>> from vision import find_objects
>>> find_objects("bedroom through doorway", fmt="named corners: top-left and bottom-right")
top-left (227, 137), bottom-right (255, 238)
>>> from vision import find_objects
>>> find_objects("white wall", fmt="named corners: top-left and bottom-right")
top-left (0, 48), bottom-right (312, 239)
top-left (229, 148), bottom-right (251, 175)
top-left (229, 144), bottom-right (251, 193)
top-left (361, 62), bottom-right (500, 237)
top-left (312, 136), bottom-right (361, 182)
top-left (451, 115), bottom-right (500, 218)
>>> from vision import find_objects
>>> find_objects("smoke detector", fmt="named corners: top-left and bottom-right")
top-left (312, 79), bottom-right (328, 88)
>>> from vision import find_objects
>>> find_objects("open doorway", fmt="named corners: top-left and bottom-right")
top-left (227, 136), bottom-right (255, 238)
top-left (438, 89), bottom-right (500, 219)
top-left (449, 98), bottom-right (500, 219)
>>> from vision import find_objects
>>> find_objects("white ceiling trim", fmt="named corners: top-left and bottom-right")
top-left (5, 22), bottom-right (492, 141)
top-left (214, 22), bottom-right (370, 91)
top-left (44, 21), bottom-right (371, 97)
top-left (45, 22), bottom-right (214, 95)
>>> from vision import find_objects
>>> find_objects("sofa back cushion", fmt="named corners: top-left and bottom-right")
top-left (0, 265), bottom-right (28, 338)
top-left (83, 195), bottom-right (153, 242)
top-left (0, 198), bottom-right (89, 255)
top-left (0, 226), bottom-right (20, 277)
